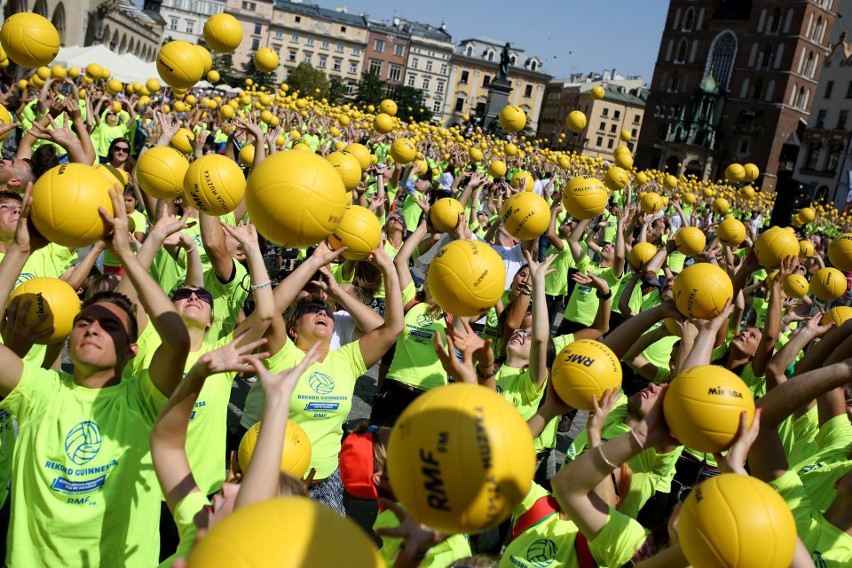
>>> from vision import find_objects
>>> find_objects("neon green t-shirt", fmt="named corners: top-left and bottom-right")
top-left (793, 415), bottom-right (852, 512)
top-left (125, 326), bottom-right (235, 494)
top-left (1, 361), bottom-right (167, 568)
top-left (387, 283), bottom-right (448, 391)
top-left (170, 261), bottom-right (250, 343)
top-left (563, 257), bottom-right (622, 326)
top-left (771, 470), bottom-right (852, 567)
top-left (495, 367), bottom-right (558, 452)
top-left (158, 491), bottom-right (209, 567)
top-left (543, 241), bottom-right (576, 297)
top-left (375, 507), bottom-right (471, 567)
top-left (401, 192), bottom-right (426, 232)
top-left (244, 339), bottom-right (366, 479)
top-left (587, 508), bottom-right (650, 566)
top-left (500, 483), bottom-right (582, 568)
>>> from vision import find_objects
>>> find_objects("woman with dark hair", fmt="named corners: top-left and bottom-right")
top-left (104, 137), bottom-right (136, 175)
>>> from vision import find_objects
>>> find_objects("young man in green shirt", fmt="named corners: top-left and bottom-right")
top-left (0, 188), bottom-right (191, 567)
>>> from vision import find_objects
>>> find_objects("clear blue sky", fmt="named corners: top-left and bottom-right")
top-left (333, 0), bottom-right (671, 82)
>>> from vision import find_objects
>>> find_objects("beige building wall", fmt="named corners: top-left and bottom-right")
top-left (270, 6), bottom-right (367, 86)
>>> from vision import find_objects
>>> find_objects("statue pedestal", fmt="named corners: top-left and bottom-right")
top-left (483, 78), bottom-right (512, 134)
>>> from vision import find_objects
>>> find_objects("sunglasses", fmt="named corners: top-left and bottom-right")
top-left (298, 304), bottom-right (333, 318)
top-left (511, 328), bottom-right (532, 339)
top-left (171, 287), bottom-right (213, 306)
top-left (113, 146), bottom-right (129, 153)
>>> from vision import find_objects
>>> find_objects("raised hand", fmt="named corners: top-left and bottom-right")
top-left (246, 340), bottom-right (320, 402)
top-left (0, 297), bottom-right (53, 358)
top-left (715, 409), bottom-right (761, 475)
top-left (375, 499), bottom-right (448, 561)
top-left (198, 332), bottom-right (270, 376)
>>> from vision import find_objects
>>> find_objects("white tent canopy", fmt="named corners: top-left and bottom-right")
top-left (55, 45), bottom-right (159, 84)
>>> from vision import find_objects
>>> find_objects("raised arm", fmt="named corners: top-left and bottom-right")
top-left (603, 301), bottom-right (681, 360)
top-left (263, 245), bottom-right (346, 356)
top-left (567, 218), bottom-right (591, 263)
top-left (226, 222), bottom-right (274, 347)
top-left (393, 221), bottom-right (429, 291)
top-left (100, 188), bottom-right (190, 396)
top-left (200, 212), bottom-right (236, 284)
top-left (545, 202), bottom-right (565, 250)
top-left (358, 247), bottom-right (404, 368)
top-left (527, 251), bottom-right (556, 390)
top-left (572, 272), bottom-right (612, 340)
top-left (235, 347), bottom-right (319, 510)
top-left (152, 335), bottom-right (266, 514)
top-left (0, 187), bottom-right (37, 395)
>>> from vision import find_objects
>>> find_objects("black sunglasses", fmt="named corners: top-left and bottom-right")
top-left (298, 303), bottom-right (333, 318)
top-left (171, 287), bottom-right (213, 306)
top-left (113, 146), bottom-right (129, 153)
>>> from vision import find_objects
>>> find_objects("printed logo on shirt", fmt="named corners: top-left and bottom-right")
top-left (15, 272), bottom-right (34, 287)
top-left (309, 371), bottom-right (335, 395)
top-left (65, 421), bottom-right (102, 465)
top-left (45, 420), bottom-right (118, 502)
top-left (416, 313), bottom-right (434, 327)
top-left (525, 539), bottom-right (557, 567)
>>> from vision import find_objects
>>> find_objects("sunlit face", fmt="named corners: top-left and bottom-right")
top-left (601, 242), bottom-right (615, 261)
top-left (511, 266), bottom-right (531, 294)
top-left (506, 328), bottom-right (532, 359)
top-left (0, 198), bottom-right (21, 236)
top-left (172, 287), bottom-right (214, 329)
top-left (292, 304), bottom-right (335, 343)
top-left (124, 193), bottom-right (136, 215)
top-left (69, 302), bottom-right (136, 371)
top-left (194, 481), bottom-right (239, 531)
top-left (661, 277), bottom-right (675, 299)
top-left (627, 382), bottom-right (666, 417)
top-left (731, 327), bottom-right (761, 356)
top-left (0, 158), bottom-right (32, 187)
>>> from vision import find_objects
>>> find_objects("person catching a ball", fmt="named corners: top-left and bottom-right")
top-left (0, 186), bottom-right (191, 567)
top-left (244, 243), bottom-right (403, 515)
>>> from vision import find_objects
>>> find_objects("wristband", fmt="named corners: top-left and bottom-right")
top-left (251, 281), bottom-right (273, 290)
top-left (476, 364), bottom-right (499, 380)
top-left (596, 289), bottom-right (612, 300)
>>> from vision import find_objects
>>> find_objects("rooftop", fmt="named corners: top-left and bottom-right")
top-left (274, 0), bottom-right (368, 26)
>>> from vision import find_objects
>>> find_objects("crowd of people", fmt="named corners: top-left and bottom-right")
top-left (0, 61), bottom-right (849, 568)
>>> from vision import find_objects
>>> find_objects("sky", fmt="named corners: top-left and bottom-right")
top-left (323, 0), bottom-right (671, 82)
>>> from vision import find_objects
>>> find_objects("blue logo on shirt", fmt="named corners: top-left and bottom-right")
top-left (526, 539), bottom-right (557, 567)
top-left (64, 421), bottom-right (102, 465)
top-left (416, 313), bottom-right (434, 327)
top-left (309, 372), bottom-right (335, 395)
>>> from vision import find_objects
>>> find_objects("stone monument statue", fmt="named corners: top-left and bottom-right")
top-left (498, 42), bottom-right (511, 82)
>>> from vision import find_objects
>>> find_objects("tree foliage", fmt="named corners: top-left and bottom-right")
top-left (285, 62), bottom-right (330, 99)
top-left (354, 71), bottom-right (386, 106)
top-left (391, 85), bottom-right (433, 123)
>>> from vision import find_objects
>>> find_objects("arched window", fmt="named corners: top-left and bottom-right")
top-left (796, 86), bottom-right (807, 109)
top-left (707, 31), bottom-right (737, 89)
top-left (51, 2), bottom-right (66, 44)
top-left (683, 8), bottom-right (694, 31)
top-left (33, 0), bottom-right (47, 16)
top-left (765, 80), bottom-right (776, 101)
top-left (812, 17), bottom-right (822, 41)
top-left (485, 49), bottom-right (494, 62)
top-left (752, 79), bottom-right (763, 100)
top-left (676, 38), bottom-right (687, 63)
top-left (740, 78), bottom-right (750, 99)
top-left (759, 43), bottom-right (773, 69)
top-left (665, 39), bottom-right (674, 62)
top-left (464, 45), bottom-right (473, 57)
top-left (804, 51), bottom-right (815, 78)
top-left (530, 60), bottom-right (537, 71)
top-left (768, 8), bottom-right (781, 33)
top-left (510, 55), bottom-right (516, 65)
